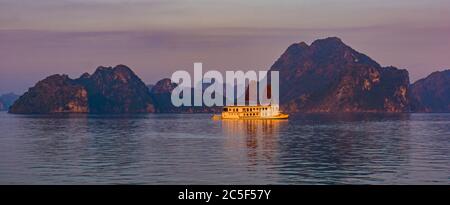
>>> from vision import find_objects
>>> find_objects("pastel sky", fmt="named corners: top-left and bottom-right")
top-left (1, 0), bottom-right (450, 94)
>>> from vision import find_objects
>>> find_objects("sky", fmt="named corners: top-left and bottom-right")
top-left (1, 0), bottom-right (450, 94)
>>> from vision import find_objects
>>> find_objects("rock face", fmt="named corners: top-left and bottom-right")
top-left (9, 65), bottom-right (154, 114)
top-left (0, 93), bottom-right (19, 111)
top-left (270, 37), bottom-right (410, 113)
top-left (9, 75), bottom-right (89, 114)
top-left (410, 70), bottom-right (450, 112)
top-left (147, 84), bottom-right (155, 92)
top-left (76, 65), bottom-right (155, 113)
top-left (149, 78), bottom-right (180, 113)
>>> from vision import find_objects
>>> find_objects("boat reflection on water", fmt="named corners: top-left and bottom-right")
top-left (221, 119), bottom-right (288, 169)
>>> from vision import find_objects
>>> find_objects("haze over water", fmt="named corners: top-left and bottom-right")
top-left (1, 0), bottom-right (450, 94)
top-left (0, 112), bottom-right (448, 184)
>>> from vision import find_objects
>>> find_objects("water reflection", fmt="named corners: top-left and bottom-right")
top-left (278, 113), bottom-right (416, 184)
top-left (83, 116), bottom-right (146, 176)
top-left (14, 114), bottom-right (152, 183)
top-left (222, 120), bottom-right (287, 168)
top-left (0, 112), bottom-right (449, 184)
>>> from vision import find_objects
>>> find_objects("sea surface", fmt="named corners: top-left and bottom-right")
top-left (0, 111), bottom-right (449, 184)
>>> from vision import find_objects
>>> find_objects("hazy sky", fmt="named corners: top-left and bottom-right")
top-left (1, 0), bottom-right (450, 94)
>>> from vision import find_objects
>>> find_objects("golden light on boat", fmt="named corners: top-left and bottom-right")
top-left (212, 105), bottom-right (289, 120)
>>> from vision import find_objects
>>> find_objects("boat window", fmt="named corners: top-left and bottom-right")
top-left (223, 108), bottom-right (228, 112)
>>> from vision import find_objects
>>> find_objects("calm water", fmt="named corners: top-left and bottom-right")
top-left (0, 111), bottom-right (449, 184)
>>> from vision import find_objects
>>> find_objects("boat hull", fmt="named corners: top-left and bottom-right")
top-left (212, 113), bottom-right (289, 120)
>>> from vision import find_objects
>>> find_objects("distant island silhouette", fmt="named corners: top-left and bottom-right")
top-left (6, 37), bottom-right (450, 114)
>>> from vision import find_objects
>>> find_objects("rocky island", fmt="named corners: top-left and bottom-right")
top-left (0, 93), bottom-right (19, 111)
top-left (410, 70), bottom-right (450, 112)
top-left (7, 37), bottom-right (449, 114)
top-left (270, 37), bottom-right (410, 113)
top-left (9, 65), bottom-right (154, 114)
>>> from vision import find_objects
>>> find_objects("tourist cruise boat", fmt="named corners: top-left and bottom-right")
top-left (212, 104), bottom-right (288, 120)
